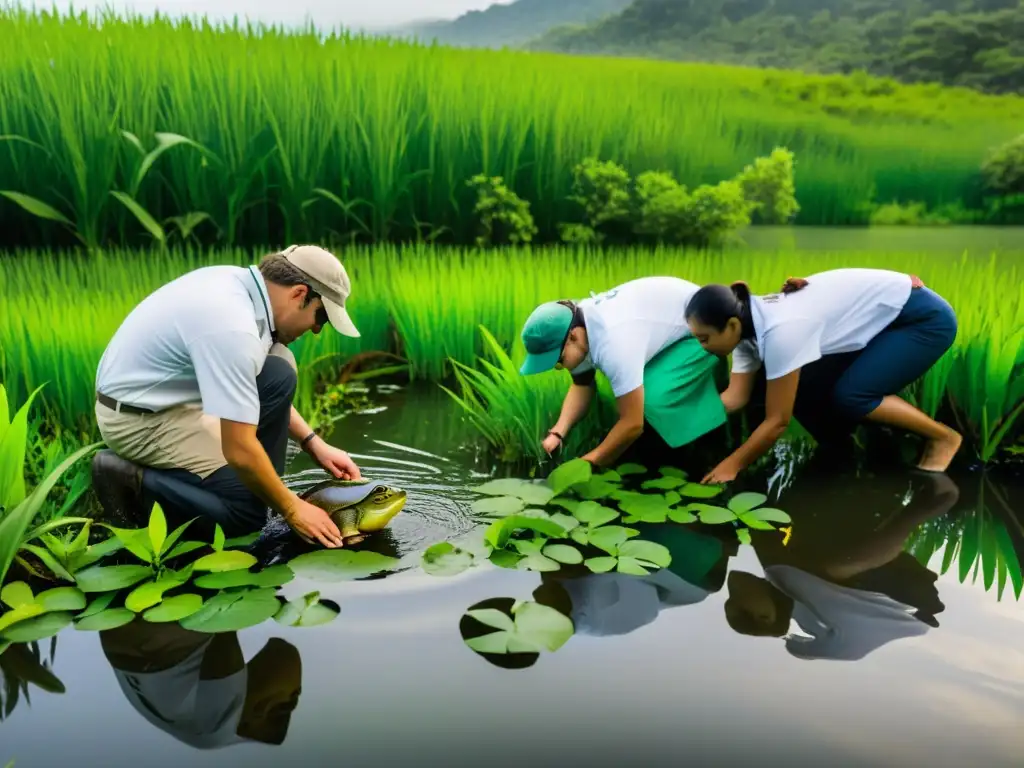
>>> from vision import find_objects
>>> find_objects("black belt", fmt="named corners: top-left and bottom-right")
top-left (96, 392), bottom-right (156, 415)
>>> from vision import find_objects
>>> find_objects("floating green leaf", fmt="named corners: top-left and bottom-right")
top-left (74, 608), bottom-right (136, 631)
top-left (614, 463), bottom-right (647, 476)
top-left (422, 542), bottom-right (475, 577)
top-left (594, 470), bottom-right (622, 483)
top-left (573, 477), bottom-right (619, 500)
top-left (0, 603), bottom-right (44, 634)
top-left (287, 550), bottom-right (401, 582)
top-left (547, 498), bottom-right (579, 513)
top-left (584, 556), bottom-right (617, 573)
top-left (694, 505), bottom-right (737, 524)
top-left (464, 601), bottom-right (573, 654)
top-left (547, 513), bottom-right (579, 533)
top-left (488, 549), bottom-right (522, 569)
top-left (179, 588), bottom-right (281, 633)
top-left (729, 492), bottom-right (768, 513)
top-left (125, 575), bottom-right (187, 613)
top-left (144, 594), bottom-right (204, 623)
top-left (191, 550), bottom-right (258, 573)
top-left (74, 564), bottom-right (153, 592)
top-left (587, 525), bottom-right (637, 554)
top-left (470, 495), bottom-right (525, 517)
top-left (484, 515), bottom-right (567, 550)
top-left (1, 582), bottom-right (33, 609)
top-left (35, 587), bottom-right (86, 613)
top-left (542, 544), bottom-right (583, 564)
top-left (76, 592), bottom-right (116, 619)
top-left (668, 507), bottom-right (698, 524)
top-left (193, 565), bottom-right (295, 590)
top-left (0, 610), bottom-right (75, 642)
top-left (659, 467), bottom-right (688, 479)
top-left (274, 591), bottom-right (340, 627)
top-left (223, 532), bottom-right (261, 549)
top-left (680, 483), bottom-right (724, 499)
top-left (641, 476), bottom-right (685, 490)
top-left (573, 501), bottom-right (619, 527)
top-left (618, 540), bottom-right (672, 568)
top-left (513, 539), bottom-right (562, 572)
top-left (619, 496), bottom-right (671, 524)
top-left (471, 478), bottom-right (555, 506)
top-left (546, 458), bottom-right (592, 496)
top-left (743, 507), bottom-right (792, 524)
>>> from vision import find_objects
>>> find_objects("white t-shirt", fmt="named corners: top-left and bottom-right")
top-left (95, 265), bottom-right (276, 425)
top-left (732, 268), bottom-right (913, 380)
top-left (570, 276), bottom-right (700, 397)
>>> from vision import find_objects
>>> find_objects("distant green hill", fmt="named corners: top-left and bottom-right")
top-left (394, 0), bottom-right (633, 48)
top-left (526, 0), bottom-right (1024, 94)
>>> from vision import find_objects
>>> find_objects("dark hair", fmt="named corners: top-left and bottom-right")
top-left (685, 281), bottom-right (755, 339)
top-left (259, 252), bottom-right (319, 308)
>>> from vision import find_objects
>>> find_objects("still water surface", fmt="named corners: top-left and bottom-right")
top-left (2, 384), bottom-right (1022, 767)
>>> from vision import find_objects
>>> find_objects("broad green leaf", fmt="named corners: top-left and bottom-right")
top-left (615, 463), bottom-right (647, 476)
top-left (105, 527), bottom-right (155, 564)
top-left (1, 581), bottom-right (33, 609)
top-left (488, 549), bottom-right (522, 569)
top-left (470, 478), bottom-right (533, 496)
top-left (466, 608), bottom-right (516, 632)
top-left (191, 550), bottom-right (258, 573)
top-left (516, 482), bottom-right (557, 505)
top-left (0, 603), bottom-right (44, 634)
top-left (696, 506), bottom-right (737, 524)
top-left (143, 594), bottom-right (205, 623)
top-left (542, 544), bottom-right (583, 564)
top-left (19, 543), bottom-right (76, 582)
top-left (588, 525), bottom-right (633, 554)
top-left (573, 477), bottom-right (619, 500)
top-left (74, 608), bottom-right (136, 631)
top-left (465, 631), bottom-right (512, 654)
top-left (515, 550), bottom-right (561, 573)
top-left (546, 458), bottom-right (592, 496)
top-left (573, 501), bottom-right (619, 527)
top-left (470, 495), bottom-right (525, 517)
top-left (570, 527), bottom-right (590, 546)
top-left (471, 479), bottom-right (554, 506)
top-left (72, 536), bottom-right (126, 570)
top-left (158, 518), bottom-right (198, 560)
top-left (179, 588), bottom-right (281, 633)
top-left (193, 565), bottom-right (294, 590)
top-left (224, 532), bottom-right (261, 548)
top-left (164, 541), bottom-right (207, 560)
top-left (148, 504), bottom-right (168, 559)
top-left (0, 610), bottom-right (75, 642)
top-left (77, 592), bottom-right (116, 619)
top-left (680, 483), bottom-right (724, 499)
top-left (668, 508), bottom-right (698, 524)
top-left (511, 601), bottom-right (573, 651)
top-left (274, 593), bottom-right (339, 627)
top-left (595, 470), bottom-right (622, 483)
top-left (422, 542), bottom-right (475, 577)
top-left (617, 558), bottom-right (654, 576)
top-left (547, 513), bottom-right (580, 532)
top-left (287, 550), bottom-right (401, 582)
top-left (658, 467), bottom-right (688, 479)
top-left (75, 564), bottom-right (153, 592)
top-left (487, 515), bottom-right (567, 549)
top-left (664, 491), bottom-right (681, 506)
top-left (747, 507), bottom-right (792, 524)
top-left (584, 556), bottom-right (617, 573)
top-left (619, 496), bottom-right (671, 523)
top-left (213, 524), bottom-right (226, 552)
top-left (0, 191), bottom-right (73, 225)
top-left (520, 508), bottom-right (552, 520)
top-left (547, 497), bottom-right (579, 512)
top-left (125, 576), bottom-right (186, 613)
top-left (729, 492), bottom-right (768, 513)
top-left (35, 587), bottom-right (86, 613)
top-left (618, 540), bottom-right (672, 568)
top-left (110, 190), bottom-right (165, 243)
top-left (641, 476), bottom-right (684, 490)
top-left (738, 513), bottom-right (777, 531)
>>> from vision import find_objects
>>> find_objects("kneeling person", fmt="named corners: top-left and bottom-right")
top-left (93, 245), bottom-right (362, 548)
top-left (518, 276), bottom-right (728, 467)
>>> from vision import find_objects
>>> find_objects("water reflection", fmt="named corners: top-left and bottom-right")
top-left (725, 470), bottom-right (960, 660)
top-left (98, 620), bottom-right (301, 749)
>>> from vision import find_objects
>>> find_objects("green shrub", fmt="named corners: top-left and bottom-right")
top-left (981, 133), bottom-right (1024, 197)
top-left (467, 175), bottom-right (538, 247)
top-left (736, 147), bottom-right (801, 225)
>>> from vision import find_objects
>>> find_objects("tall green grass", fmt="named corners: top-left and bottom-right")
top-left (0, 243), bottom-right (1021, 461)
top-left (0, 5), bottom-right (1022, 250)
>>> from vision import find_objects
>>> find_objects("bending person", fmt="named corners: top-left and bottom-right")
top-left (518, 276), bottom-right (727, 468)
top-left (685, 268), bottom-right (961, 483)
top-left (92, 245), bottom-right (362, 547)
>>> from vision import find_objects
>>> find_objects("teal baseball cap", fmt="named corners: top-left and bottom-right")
top-left (519, 301), bottom-right (574, 375)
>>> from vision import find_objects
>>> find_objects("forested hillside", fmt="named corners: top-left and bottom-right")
top-left (528, 0), bottom-right (1024, 93)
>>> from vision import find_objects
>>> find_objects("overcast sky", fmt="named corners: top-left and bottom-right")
top-left (35, 0), bottom-right (509, 30)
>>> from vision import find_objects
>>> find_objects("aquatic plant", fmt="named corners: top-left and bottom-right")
top-left (0, 7), bottom-right (1022, 252)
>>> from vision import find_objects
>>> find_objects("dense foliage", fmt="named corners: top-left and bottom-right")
top-left (530, 0), bottom-right (1024, 95)
top-left (0, 7), bottom-right (1021, 251)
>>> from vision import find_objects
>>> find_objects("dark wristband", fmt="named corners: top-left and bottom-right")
top-left (547, 430), bottom-right (564, 441)
top-left (300, 431), bottom-right (317, 449)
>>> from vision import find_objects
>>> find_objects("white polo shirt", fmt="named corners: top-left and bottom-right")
top-left (731, 268), bottom-right (913, 380)
top-left (95, 265), bottom-right (276, 425)
top-left (570, 276), bottom-right (699, 397)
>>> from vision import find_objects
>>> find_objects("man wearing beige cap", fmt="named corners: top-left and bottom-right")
top-left (92, 245), bottom-right (361, 548)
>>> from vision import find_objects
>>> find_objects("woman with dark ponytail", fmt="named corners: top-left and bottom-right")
top-left (685, 268), bottom-right (961, 483)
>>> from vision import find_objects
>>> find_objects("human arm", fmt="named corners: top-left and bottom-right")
top-left (720, 371), bottom-right (756, 414)
top-left (543, 376), bottom-right (596, 454)
top-left (701, 369), bottom-right (800, 483)
top-left (582, 385), bottom-right (645, 468)
top-left (289, 406), bottom-right (362, 479)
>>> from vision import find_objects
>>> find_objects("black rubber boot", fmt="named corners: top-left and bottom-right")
top-left (91, 448), bottom-right (153, 529)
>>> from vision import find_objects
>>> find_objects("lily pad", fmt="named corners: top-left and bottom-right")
top-left (464, 601), bottom-right (573, 655)
top-left (287, 550), bottom-right (401, 582)
top-left (694, 505), bottom-right (737, 524)
top-left (729, 492), bottom-right (768, 513)
top-left (668, 507), bottom-right (698, 524)
top-left (513, 540), bottom-right (562, 572)
top-left (542, 543), bottom-right (583, 565)
top-left (193, 564), bottom-right (295, 590)
top-left (547, 513), bottom-right (579, 533)
top-left (274, 592), bottom-right (340, 627)
top-left (680, 483), bottom-right (724, 499)
top-left (422, 542), bottom-right (475, 577)
top-left (125, 575), bottom-right (188, 613)
top-left (587, 525), bottom-right (637, 554)
top-left (0, 603), bottom-right (45, 634)
top-left (573, 501), bottom-right (619, 527)
top-left (572, 477), bottom-right (619, 501)
top-left (584, 556), bottom-right (618, 573)
top-left (594, 470), bottom-right (622, 483)
top-left (191, 550), bottom-right (258, 573)
top-left (547, 498), bottom-right (579, 513)
top-left (641, 475), bottom-right (685, 490)
top-left (614, 463), bottom-right (647, 476)
top-left (546, 458), bottom-right (592, 496)
top-left (619, 540), bottom-right (672, 568)
top-left (179, 588), bottom-right (281, 633)
top-left (470, 495), bottom-right (525, 517)
top-left (619, 496), bottom-right (672, 524)
top-left (471, 478), bottom-right (555, 507)
top-left (74, 608), bottom-right (136, 632)
top-left (35, 587), bottom-right (86, 613)
top-left (484, 515), bottom-right (566, 550)
top-left (0, 611), bottom-right (75, 643)
top-left (658, 467), bottom-right (688, 479)
top-left (143, 594), bottom-right (205, 623)
top-left (75, 564), bottom-right (153, 593)
top-left (488, 549), bottom-right (523, 569)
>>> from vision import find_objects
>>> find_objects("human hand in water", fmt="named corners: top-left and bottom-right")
top-left (309, 441), bottom-right (362, 480)
top-left (701, 457), bottom-right (741, 484)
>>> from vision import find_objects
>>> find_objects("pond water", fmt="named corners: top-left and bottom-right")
top-left (2, 383), bottom-right (1023, 767)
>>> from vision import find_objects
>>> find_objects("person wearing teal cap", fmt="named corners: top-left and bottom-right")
top-left (519, 276), bottom-right (729, 467)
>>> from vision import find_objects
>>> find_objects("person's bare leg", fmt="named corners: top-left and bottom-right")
top-left (863, 395), bottom-right (962, 472)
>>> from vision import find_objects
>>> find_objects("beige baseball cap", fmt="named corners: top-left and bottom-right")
top-left (280, 244), bottom-right (360, 337)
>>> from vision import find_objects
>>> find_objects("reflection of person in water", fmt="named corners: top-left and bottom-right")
top-left (724, 471), bottom-right (960, 661)
top-left (99, 619), bottom-right (302, 748)
top-left (535, 523), bottom-right (738, 637)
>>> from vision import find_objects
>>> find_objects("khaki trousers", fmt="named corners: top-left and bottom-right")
top-left (95, 343), bottom-right (297, 481)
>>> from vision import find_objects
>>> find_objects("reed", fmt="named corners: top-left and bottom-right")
top-left (0, 242), bottom-right (1021, 462)
top-left (0, 5), bottom-right (1022, 250)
